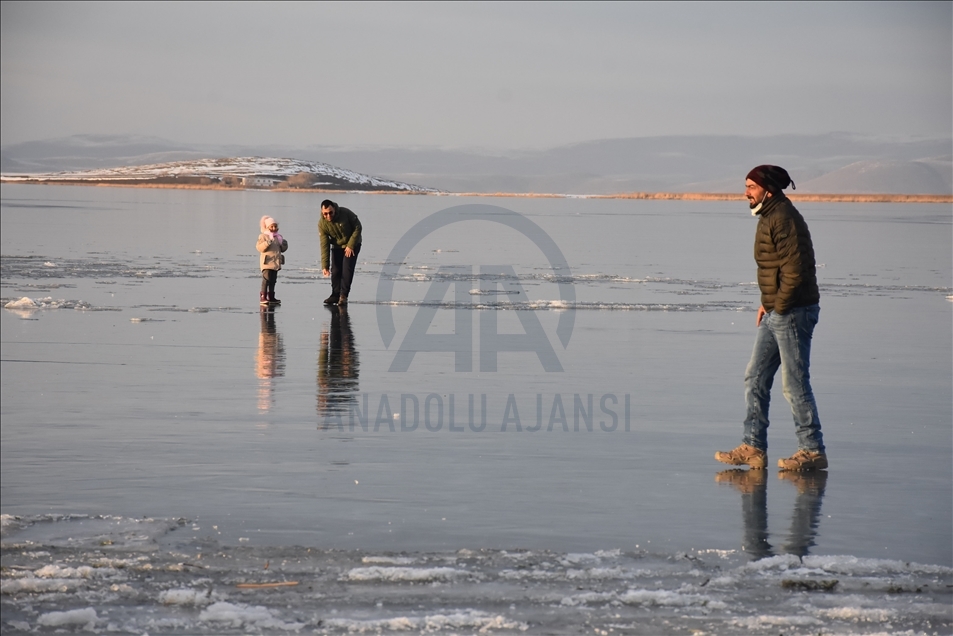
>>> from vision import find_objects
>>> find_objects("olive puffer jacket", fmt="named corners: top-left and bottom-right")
top-left (318, 206), bottom-right (362, 270)
top-left (753, 195), bottom-right (819, 314)
top-left (257, 234), bottom-right (288, 271)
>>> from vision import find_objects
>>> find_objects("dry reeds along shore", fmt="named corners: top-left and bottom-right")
top-left (444, 191), bottom-right (953, 203)
top-left (0, 178), bottom-right (951, 203)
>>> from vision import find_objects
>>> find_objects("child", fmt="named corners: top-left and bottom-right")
top-left (257, 216), bottom-right (288, 305)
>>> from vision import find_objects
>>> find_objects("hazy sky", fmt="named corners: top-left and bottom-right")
top-left (2, 1), bottom-right (950, 149)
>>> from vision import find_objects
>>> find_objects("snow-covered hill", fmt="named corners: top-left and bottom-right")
top-left (0, 156), bottom-right (438, 192)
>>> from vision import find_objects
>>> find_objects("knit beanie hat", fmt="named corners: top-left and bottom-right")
top-left (746, 165), bottom-right (795, 193)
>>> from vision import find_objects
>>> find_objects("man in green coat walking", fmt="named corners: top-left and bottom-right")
top-left (715, 165), bottom-right (828, 472)
top-left (318, 199), bottom-right (362, 306)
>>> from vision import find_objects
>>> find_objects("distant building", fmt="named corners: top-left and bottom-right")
top-left (240, 177), bottom-right (278, 188)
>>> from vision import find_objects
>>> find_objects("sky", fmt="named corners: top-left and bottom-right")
top-left (1, 1), bottom-right (951, 150)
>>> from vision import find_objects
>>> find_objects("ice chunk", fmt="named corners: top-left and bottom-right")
top-left (324, 610), bottom-right (526, 632)
top-left (1, 577), bottom-right (85, 594)
top-left (345, 566), bottom-right (467, 582)
top-left (159, 588), bottom-right (213, 606)
top-left (361, 555), bottom-right (416, 565)
top-left (4, 297), bottom-right (37, 309)
top-left (198, 601), bottom-right (304, 630)
top-left (37, 608), bottom-right (98, 629)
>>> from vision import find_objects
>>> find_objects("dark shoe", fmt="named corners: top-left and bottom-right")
top-left (268, 291), bottom-right (281, 305)
top-left (260, 291), bottom-right (268, 305)
top-left (338, 295), bottom-right (347, 306)
top-left (778, 449), bottom-right (828, 471)
top-left (324, 294), bottom-right (339, 305)
top-left (715, 443), bottom-right (767, 469)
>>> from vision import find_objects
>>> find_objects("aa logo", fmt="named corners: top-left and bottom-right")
top-left (376, 205), bottom-right (575, 372)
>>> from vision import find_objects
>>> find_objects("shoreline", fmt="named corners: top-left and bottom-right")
top-left (1, 179), bottom-right (950, 203)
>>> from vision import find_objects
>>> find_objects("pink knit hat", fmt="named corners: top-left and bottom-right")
top-left (260, 216), bottom-right (277, 233)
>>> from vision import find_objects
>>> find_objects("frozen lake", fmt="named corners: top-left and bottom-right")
top-left (1, 184), bottom-right (950, 633)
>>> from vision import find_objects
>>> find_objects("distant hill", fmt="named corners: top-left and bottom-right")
top-left (798, 159), bottom-right (952, 194)
top-left (0, 156), bottom-right (437, 193)
top-left (2, 133), bottom-right (950, 194)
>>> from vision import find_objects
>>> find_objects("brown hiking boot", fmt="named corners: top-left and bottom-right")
top-left (338, 295), bottom-right (348, 306)
top-left (715, 469), bottom-right (766, 494)
top-left (714, 443), bottom-right (767, 469)
top-left (777, 449), bottom-right (828, 471)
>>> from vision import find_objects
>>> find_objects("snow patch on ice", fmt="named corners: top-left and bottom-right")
top-left (743, 554), bottom-right (953, 576)
top-left (816, 606), bottom-right (898, 622)
top-left (159, 587), bottom-right (214, 606)
top-left (560, 552), bottom-right (601, 565)
top-left (1, 577), bottom-right (85, 594)
top-left (3, 296), bottom-right (97, 312)
top-left (0, 514), bottom-right (26, 531)
top-left (567, 567), bottom-right (631, 580)
top-left (0, 513), bottom-right (180, 550)
top-left (361, 555), bottom-right (416, 565)
top-left (345, 566), bottom-right (468, 582)
top-left (324, 609), bottom-right (526, 633)
top-left (730, 614), bottom-right (823, 628)
top-left (35, 564), bottom-right (116, 579)
top-left (501, 566), bottom-right (638, 581)
top-left (559, 591), bottom-right (615, 606)
top-left (800, 554), bottom-right (953, 575)
top-left (36, 608), bottom-right (98, 629)
top-left (618, 588), bottom-right (727, 608)
top-left (4, 297), bottom-right (38, 309)
top-left (559, 588), bottom-right (726, 609)
top-left (198, 601), bottom-right (305, 630)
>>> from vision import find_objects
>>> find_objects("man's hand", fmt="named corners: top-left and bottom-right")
top-left (322, 269), bottom-right (330, 277)
top-left (756, 305), bottom-right (766, 326)
top-left (344, 247), bottom-right (354, 258)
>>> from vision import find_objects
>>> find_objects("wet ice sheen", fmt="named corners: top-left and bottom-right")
top-left (1, 185), bottom-right (951, 631)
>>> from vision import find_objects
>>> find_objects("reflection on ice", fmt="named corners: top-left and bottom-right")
top-left (255, 308), bottom-right (285, 412)
top-left (715, 469), bottom-right (827, 561)
top-left (317, 306), bottom-right (360, 423)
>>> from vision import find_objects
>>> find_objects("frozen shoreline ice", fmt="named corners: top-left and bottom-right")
top-left (2, 515), bottom-right (950, 634)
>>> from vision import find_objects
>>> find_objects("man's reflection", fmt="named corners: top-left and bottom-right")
top-left (317, 305), bottom-right (360, 424)
top-left (255, 307), bottom-right (285, 412)
top-left (715, 470), bottom-right (828, 560)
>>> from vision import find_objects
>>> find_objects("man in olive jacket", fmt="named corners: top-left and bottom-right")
top-left (715, 165), bottom-right (827, 472)
top-left (319, 199), bottom-right (362, 306)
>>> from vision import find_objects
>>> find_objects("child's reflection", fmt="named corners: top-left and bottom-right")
top-left (317, 305), bottom-right (360, 424)
top-left (255, 307), bottom-right (285, 412)
top-left (715, 469), bottom-right (828, 560)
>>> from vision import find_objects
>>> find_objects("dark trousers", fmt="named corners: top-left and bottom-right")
top-left (330, 244), bottom-right (360, 298)
top-left (261, 269), bottom-right (278, 293)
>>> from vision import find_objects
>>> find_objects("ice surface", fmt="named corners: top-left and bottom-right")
top-left (1, 517), bottom-right (950, 633)
top-left (1, 185), bottom-right (951, 632)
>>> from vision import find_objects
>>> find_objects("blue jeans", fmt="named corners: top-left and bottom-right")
top-left (743, 304), bottom-right (825, 453)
